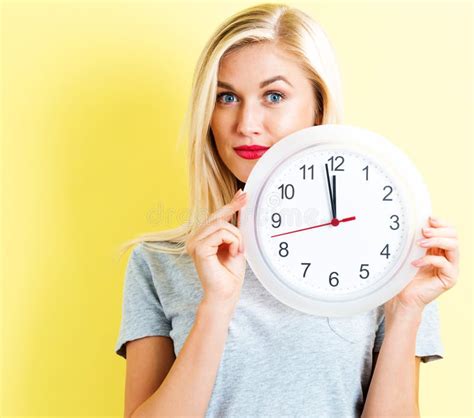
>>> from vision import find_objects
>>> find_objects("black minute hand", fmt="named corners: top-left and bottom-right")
top-left (325, 163), bottom-right (336, 219)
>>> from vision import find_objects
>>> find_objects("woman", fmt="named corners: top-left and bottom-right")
top-left (115, 4), bottom-right (459, 417)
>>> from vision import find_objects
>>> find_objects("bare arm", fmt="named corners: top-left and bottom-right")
top-left (124, 336), bottom-right (176, 418)
top-left (131, 301), bottom-right (234, 418)
top-left (362, 310), bottom-right (422, 417)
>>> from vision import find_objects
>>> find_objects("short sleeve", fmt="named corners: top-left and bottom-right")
top-left (373, 300), bottom-right (444, 363)
top-left (114, 243), bottom-right (172, 359)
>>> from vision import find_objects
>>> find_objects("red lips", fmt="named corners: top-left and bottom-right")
top-left (233, 145), bottom-right (270, 151)
top-left (233, 145), bottom-right (270, 160)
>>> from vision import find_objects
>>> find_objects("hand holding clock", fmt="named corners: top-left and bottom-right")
top-left (323, 163), bottom-right (459, 318)
top-left (385, 215), bottom-right (460, 319)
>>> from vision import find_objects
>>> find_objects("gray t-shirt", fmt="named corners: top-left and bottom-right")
top-left (115, 241), bottom-right (444, 417)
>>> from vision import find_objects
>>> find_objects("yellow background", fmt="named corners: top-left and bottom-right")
top-left (1, 0), bottom-right (472, 416)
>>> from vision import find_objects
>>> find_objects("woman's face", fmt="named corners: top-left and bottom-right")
top-left (210, 42), bottom-right (317, 183)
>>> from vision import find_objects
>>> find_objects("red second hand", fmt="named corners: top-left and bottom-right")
top-left (270, 216), bottom-right (356, 238)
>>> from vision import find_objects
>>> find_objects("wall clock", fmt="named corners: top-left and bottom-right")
top-left (240, 124), bottom-right (431, 317)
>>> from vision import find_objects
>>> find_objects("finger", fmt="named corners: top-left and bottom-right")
top-left (418, 237), bottom-right (457, 251)
top-left (195, 229), bottom-right (240, 258)
top-left (188, 191), bottom-right (246, 255)
top-left (236, 209), bottom-right (245, 253)
top-left (194, 219), bottom-right (241, 249)
top-left (429, 216), bottom-right (452, 228)
top-left (189, 220), bottom-right (241, 255)
top-left (207, 192), bottom-right (248, 224)
top-left (422, 226), bottom-right (458, 239)
top-left (418, 237), bottom-right (459, 265)
top-left (411, 255), bottom-right (458, 290)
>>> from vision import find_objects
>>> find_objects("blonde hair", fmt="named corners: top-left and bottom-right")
top-left (116, 2), bottom-right (344, 260)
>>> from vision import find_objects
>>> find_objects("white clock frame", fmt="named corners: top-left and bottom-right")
top-left (240, 124), bottom-right (431, 317)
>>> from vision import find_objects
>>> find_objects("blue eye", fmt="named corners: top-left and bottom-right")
top-left (216, 91), bottom-right (286, 105)
top-left (217, 93), bottom-right (237, 103)
top-left (266, 92), bottom-right (284, 104)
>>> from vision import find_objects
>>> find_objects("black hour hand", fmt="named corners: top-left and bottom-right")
top-left (325, 163), bottom-right (336, 219)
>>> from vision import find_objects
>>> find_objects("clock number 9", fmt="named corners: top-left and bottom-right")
top-left (279, 242), bottom-right (289, 257)
top-left (271, 213), bottom-right (281, 228)
top-left (329, 271), bottom-right (339, 287)
top-left (278, 184), bottom-right (295, 199)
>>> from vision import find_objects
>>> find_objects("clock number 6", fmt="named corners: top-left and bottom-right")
top-left (329, 271), bottom-right (339, 287)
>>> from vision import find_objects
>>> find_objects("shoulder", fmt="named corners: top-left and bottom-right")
top-left (132, 240), bottom-right (191, 271)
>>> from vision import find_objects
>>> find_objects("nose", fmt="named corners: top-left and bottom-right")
top-left (236, 101), bottom-right (264, 138)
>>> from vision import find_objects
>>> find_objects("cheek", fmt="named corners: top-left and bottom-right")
top-left (267, 104), bottom-right (315, 136)
top-left (211, 130), bottom-right (233, 163)
top-left (211, 113), bottom-right (232, 140)
top-left (265, 112), bottom-right (299, 136)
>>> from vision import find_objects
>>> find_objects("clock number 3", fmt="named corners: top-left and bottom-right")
top-left (389, 215), bottom-right (400, 230)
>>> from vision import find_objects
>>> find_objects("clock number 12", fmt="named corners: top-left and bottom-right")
top-left (328, 156), bottom-right (345, 172)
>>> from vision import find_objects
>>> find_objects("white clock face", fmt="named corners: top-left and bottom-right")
top-left (255, 145), bottom-right (409, 300)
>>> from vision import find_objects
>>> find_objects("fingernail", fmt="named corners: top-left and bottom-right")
top-left (412, 259), bottom-right (423, 266)
top-left (238, 192), bottom-right (247, 201)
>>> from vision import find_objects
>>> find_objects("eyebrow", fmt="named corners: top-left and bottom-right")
top-left (217, 75), bottom-right (293, 90)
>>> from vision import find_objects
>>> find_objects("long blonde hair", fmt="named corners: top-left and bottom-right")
top-left (116, 2), bottom-right (344, 260)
